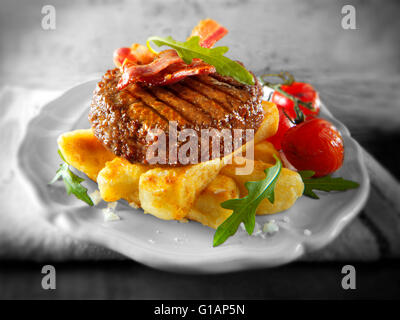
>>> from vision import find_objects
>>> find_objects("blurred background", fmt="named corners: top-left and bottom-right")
top-left (1, 0), bottom-right (399, 176)
top-left (0, 0), bottom-right (399, 299)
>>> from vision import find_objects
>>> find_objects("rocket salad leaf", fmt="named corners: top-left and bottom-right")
top-left (146, 35), bottom-right (255, 85)
top-left (213, 155), bottom-right (282, 247)
top-left (299, 170), bottom-right (359, 199)
top-left (50, 150), bottom-right (94, 206)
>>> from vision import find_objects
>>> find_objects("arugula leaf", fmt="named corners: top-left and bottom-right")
top-left (299, 170), bottom-right (359, 199)
top-left (50, 150), bottom-right (94, 206)
top-left (213, 156), bottom-right (282, 247)
top-left (146, 35), bottom-right (255, 85)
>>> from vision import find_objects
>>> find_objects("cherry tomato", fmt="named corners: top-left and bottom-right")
top-left (272, 82), bottom-right (320, 119)
top-left (281, 118), bottom-right (344, 177)
top-left (267, 107), bottom-right (295, 150)
top-left (113, 47), bottom-right (137, 67)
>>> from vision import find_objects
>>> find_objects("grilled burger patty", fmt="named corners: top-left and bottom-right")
top-left (89, 68), bottom-right (264, 165)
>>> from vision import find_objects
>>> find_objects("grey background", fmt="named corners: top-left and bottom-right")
top-left (1, 0), bottom-right (399, 174)
top-left (1, 0), bottom-right (399, 85)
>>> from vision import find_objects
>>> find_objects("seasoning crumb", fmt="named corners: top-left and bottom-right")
top-left (282, 216), bottom-right (290, 223)
top-left (102, 207), bottom-right (120, 222)
top-left (253, 230), bottom-right (263, 237)
top-left (263, 220), bottom-right (279, 235)
top-left (174, 237), bottom-right (183, 244)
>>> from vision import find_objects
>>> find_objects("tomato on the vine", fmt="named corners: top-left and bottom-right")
top-left (281, 118), bottom-right (344, 177)
top-left (272, 82), bottom-right (321, 119)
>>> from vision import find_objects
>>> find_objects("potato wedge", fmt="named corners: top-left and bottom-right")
top-left (57, 129), bottom-right (115, 181)
top-left (221, 157), bottom-right (304, 214)
top-left (253, 141), bottom-right (281, 164)
top-left (188, 175), bottom-right (239, 229)
top-left (254, 101), bottom-right (279, 143)
top-left (139, 158), bottom-right (224, 220)
top-left (97, 157), bottom-right (150, 206)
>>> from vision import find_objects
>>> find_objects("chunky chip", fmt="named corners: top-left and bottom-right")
top-left (139, 158), bottom-right (224, 220)
top-left (97, 157), bottom-right (149, 206)
top-left (57, 129), bottom-right (115, 181)
top-left (188, 174), bottom-right (239, 229)
top-left (253, 140), bottom-right (281, 164)
top-left (254, 101), bottom-right (279, 143)
top-left (221, 157), bottom-right (304, 214)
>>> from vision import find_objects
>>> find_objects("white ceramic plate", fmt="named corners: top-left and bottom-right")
top-left (18, 80), bottom-right (370, 273)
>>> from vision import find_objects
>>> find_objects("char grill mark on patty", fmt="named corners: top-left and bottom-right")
top-left (127, 101), bottom-right (169, 133)
top-left (147, 86), bottom-right (213, 127)
top-left (126, 85), bottom-right (189, 127)
top-left (182, 77), bottom-right (242, 111)
top-left (196, 74), bottom-right (250, 103)
top-left (181, 77), bottom-right (246, 127)
top-left (206, 73), bottom-right (263, 128)
top-left (166, 82), bottom-right (230, 127)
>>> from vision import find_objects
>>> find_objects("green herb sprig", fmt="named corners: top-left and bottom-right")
top-left (146, 36), bottom-right (255, 85)
top-left (213, 156), bottom-right (282, 247)
top-left (50, 150), bottom-right (94, 206)
top-left (299, 170), bottom-right (359, 199)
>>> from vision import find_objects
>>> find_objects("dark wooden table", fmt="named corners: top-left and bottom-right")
top-left (1, 0), bottom-right (399, 299)
top-left (0, 260), bottom-right (399, 299)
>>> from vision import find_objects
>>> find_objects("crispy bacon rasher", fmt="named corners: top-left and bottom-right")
top-left (121, 59), bottom-right (216, 87)
top-left (189, 18), bottom-right (228, 48)
top-left (117, 50), bottom-right (181, 89)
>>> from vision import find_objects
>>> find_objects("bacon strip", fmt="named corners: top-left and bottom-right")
top-left (189, 19), bottom-right (228, 48)
top-left (131, 59), bottom-right (216, 87)
top-left (118, 50), bottom-right (182, 89)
